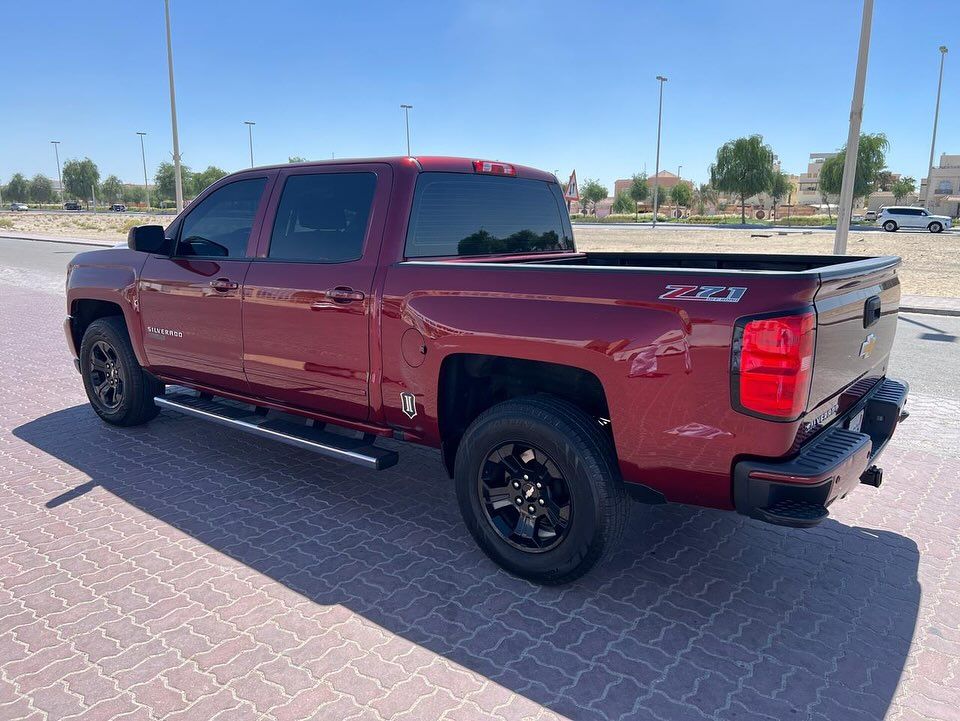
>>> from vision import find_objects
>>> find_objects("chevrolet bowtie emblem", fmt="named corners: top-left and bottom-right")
top-left (859, 333), bottom-right (877, 359)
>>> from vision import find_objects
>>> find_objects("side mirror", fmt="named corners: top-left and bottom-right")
top-left (127, 225), bottom-right (174, 255)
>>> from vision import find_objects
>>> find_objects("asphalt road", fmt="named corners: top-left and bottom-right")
top-left (3, 235), bottom-right (956, 399)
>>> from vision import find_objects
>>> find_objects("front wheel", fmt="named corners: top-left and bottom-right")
top-left (929, 221), bottom-right (943, 234)
top-left (454, 396), bottom-right (628, 585)
top-left (80, 317), bottom-right (162, 426)
top-left (882, 220), bottom-right (897, 232)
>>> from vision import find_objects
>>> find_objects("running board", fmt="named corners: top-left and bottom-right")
top-left (154, 392), bottom-right (398, 471)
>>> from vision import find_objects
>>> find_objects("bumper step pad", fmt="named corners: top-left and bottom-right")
top-left (755, 499), bottom-right (829, 528)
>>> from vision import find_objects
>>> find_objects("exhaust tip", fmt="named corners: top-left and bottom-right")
top-left (860, 465), bottom-right (883, 488)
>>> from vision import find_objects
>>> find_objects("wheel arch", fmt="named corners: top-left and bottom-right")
top-left (436, 353), bottom-right (612, 477)
top-left (69, 299), bottom-right (144, 364)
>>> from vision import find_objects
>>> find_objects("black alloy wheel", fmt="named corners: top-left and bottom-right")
top-left (88, 339), bottom-right (125, 410)
top-left (478, 442), bottom-right (572, 553)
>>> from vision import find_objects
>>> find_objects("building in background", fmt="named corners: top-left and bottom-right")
top-left (920, 154), bottom-right (960, 217)
top-left (795, 152), bottom-right (838, 207)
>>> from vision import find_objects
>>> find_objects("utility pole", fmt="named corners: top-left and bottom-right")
top-left (51, 141), bottom-right (63, 204)
top-left (833, 0), bottom-right (873, 255)
top-left (136, 132), bottom-right (150, 209)
top-left (923, 46), bottom-right (948, 209)
top-left (244, 121), bottom-right (256, 167)
top-left (164, 0), bottom-right (184, 213)
top-left (400, 104), bottom-right (413, 156)
top-left (652, 76), bottom-right (667, 228)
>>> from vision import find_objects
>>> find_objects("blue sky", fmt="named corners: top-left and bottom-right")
top-left (2, 0), bottom-right (957, 191)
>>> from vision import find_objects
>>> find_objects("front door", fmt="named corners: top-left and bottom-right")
top-left (139, 175), bottom-right (272, 392)
top-left (242, 164), bottom-right (391, 420)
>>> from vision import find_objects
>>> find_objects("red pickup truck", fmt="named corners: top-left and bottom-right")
top-left (65, 156), bottom-right (908, 584)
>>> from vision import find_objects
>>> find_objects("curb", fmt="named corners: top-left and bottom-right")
top-left (0, 233), bottom-right (117, 248)
top-left (900, 304), bottom-right (960, 318)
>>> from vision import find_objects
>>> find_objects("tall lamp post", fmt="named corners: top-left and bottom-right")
top-left (833, 0), bottom-right (874, 255)
top-left (244, 121), bottom-right (256, 167)
top-left (164, 0), bottom-right (184, 213)
top-left (400, 104), bottom-right (413, 156)
top-left (923, 46), bottom-right (948, 209)
top-left (652, 76), bottom-right (667, 228)
top-left (136, 132), bottom-right (150, 210)
top-left (51, 141), bottom-right (63, 204)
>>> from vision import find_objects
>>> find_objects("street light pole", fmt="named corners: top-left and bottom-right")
top-left (163, 0), bottom-right (184, 213)
top-left (923, 46), bottom-right (948, 209)
top-left (652, 76), bottom-right (667, 228)
top-left (833, 0), bottom-right (874, 255)
top-left (136, 132), bottom-right (150, 210)
top-left (400, 104), bottom-right (413, 156)
top-left (244, 121), bottom-right (256, 167)
top-left (51, 141), bottom-right (63, 204)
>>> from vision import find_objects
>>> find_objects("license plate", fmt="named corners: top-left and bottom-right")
top-left (847, 410), bottom-right (864, 433)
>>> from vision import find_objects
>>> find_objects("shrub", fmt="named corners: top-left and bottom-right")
top-left (0, 218), bottom-right (13, 229)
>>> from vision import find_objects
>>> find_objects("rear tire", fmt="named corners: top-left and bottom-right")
top-left (929, 221), bottom-right (943, 234)
top-left (80, 317), bottom-right (162, 427)
top-left (882, 220), bottom-right (897, 232)
top-left (454, 396), bottom-right (628, 585)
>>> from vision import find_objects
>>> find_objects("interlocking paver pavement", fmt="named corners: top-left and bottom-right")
top-left (1, 276), bottom-right (959, 720)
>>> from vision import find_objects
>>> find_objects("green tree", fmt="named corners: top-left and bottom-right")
top-left (62, 158), bottom-right (101, 208)
top-left (580, 178), bottom-right (608, 215)
top-left (100, 175), bottom-right (124, 203)
top-left (5, 173), bottom-right (29, 202)
top-left (288, 156), bottom-right (307, 163)
top-left (123, 185), bottom-right (146, 205)
top-left (628, 174), bottom-right (649, 220)
top-left (709, 135), bottom-right (776, 223)
top-left (154, 162), bottom-right (193, 204)
top-left (611, 191), bottom-right (634, 214)
top-left (28, 174), bottom-right (54, 204)
top-left (193, 166), bottom-right (228, 194)
top-left (768, 171), bottom-right (794, 222)
top-left (669, 182), bottom-right (692, 209)
top-left (818, 133), bottom-right (890, 208)
top-left (891, 176), bottom-right (916, 204)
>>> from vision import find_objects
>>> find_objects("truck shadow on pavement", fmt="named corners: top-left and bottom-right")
top-left (15, 405), bottom-right (920, 721)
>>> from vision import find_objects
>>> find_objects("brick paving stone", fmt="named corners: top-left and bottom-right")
top-left (2, 272), bottom-right (960, 720)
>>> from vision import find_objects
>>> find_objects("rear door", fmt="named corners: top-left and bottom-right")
top-left (241, 163), bottom-right (391, 419)
top-left (807, 258), bottom-right (901, 414)
top-left (138, 174), bottom-right (273, 392)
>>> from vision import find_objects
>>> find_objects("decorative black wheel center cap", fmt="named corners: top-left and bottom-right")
top-left (521, 482), bottom-right (537, 500)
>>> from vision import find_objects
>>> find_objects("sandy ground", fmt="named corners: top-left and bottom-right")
top-left (1, 211), bottom-right (956, 297)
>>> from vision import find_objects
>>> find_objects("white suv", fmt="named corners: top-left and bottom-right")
top-left (878, 206), bottom-right (952, 233)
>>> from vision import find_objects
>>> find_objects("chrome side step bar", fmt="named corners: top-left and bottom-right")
top-left (154, 391), bottom-right (398, 471)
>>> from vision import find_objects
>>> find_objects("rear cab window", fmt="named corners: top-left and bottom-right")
top-left (404, 173), bottom-right (574, 258)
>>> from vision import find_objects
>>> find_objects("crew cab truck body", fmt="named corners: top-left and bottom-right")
top-left (65, 156), bottom-right (908, 583)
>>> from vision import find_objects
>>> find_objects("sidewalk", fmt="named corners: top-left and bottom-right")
top-left (4, 232), bottom-right (960, 316)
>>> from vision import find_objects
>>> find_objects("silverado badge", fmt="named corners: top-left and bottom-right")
top-left (400, 392), bottom-right (418, 419)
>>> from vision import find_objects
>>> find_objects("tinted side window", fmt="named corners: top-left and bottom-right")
top-left (178, 178), bottom-right (267, 257)
top-left (268, 173), bottom-right (376, 262)
top-left (405, 174), bottom-right (574, 258)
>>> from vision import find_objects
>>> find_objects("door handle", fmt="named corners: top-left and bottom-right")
top-left (325, 286), bottom-right (365, 303)
top-left (209, 278), bottom-right (239, 292)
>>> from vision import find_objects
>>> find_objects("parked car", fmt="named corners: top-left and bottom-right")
top-left (9, 202), bottom-right (29, 211)
top-left (63, 201), bottom-right (82, 211)
top-left (864, 210), bottom-right (878, 221)
top-left (110, 203), bottom-right (127, 212)
top-left (879, 206), bottom-right (952, 233)
top-left (63, 156), bottom-right (909, 584)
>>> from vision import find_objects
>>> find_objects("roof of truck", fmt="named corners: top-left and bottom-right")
top-left (245, 156), bottom-right (558, 183)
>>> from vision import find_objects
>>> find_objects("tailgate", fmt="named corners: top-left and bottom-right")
top-left (808, 257), bottom-right (901, 412)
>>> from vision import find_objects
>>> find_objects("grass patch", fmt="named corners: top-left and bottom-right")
top-left (0, 218), bottom-right (14, 229)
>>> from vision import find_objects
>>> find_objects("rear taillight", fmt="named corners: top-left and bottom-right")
top-left (473, 160), bottom-right (517, 176)
top-left (733, 311), bottom-right (816, 420)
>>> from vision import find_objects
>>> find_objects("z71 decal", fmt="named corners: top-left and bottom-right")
top-left (658, 285), bottom-right (747, 303)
